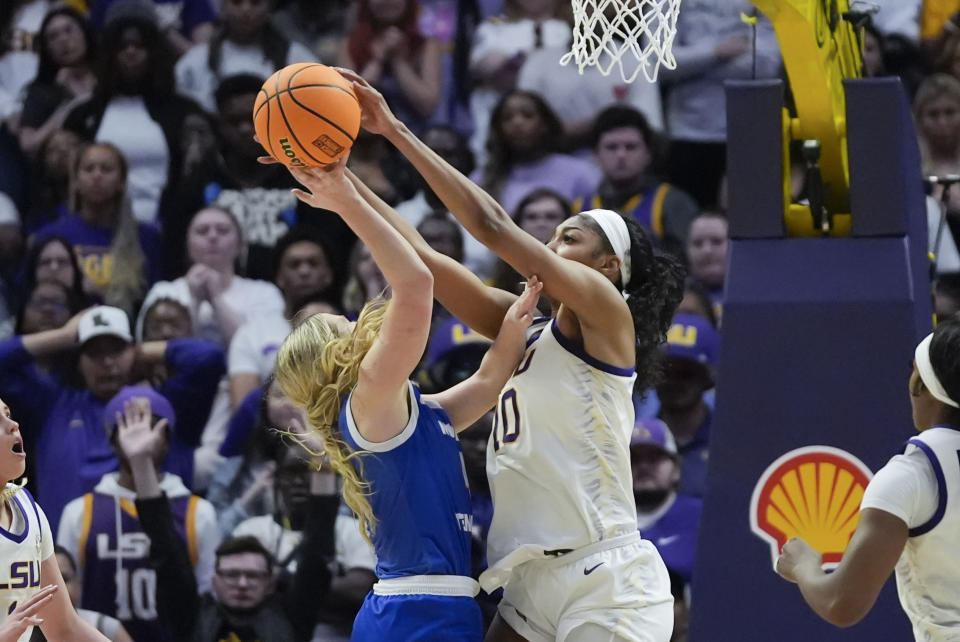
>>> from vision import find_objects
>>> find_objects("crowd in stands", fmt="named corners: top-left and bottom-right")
top-left (0, 0), bottom-right (956, 639)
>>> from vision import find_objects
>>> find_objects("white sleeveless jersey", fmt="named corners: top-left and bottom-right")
top-left (482, 318), bottom-right (638, 591)
top-left (895, 428), bottom-right (960, 641)
top-left (0, 486), bottom-right (55, 642)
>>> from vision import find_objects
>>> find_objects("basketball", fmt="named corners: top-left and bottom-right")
top-left (253, 63), bottom-right (361, 168)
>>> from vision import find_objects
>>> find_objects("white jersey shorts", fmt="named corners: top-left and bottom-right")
top-left (497, 532), bottom-right (674, 642)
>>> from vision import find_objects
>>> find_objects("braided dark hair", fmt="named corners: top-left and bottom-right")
top-left (581, 214), bottom-right (685, 392)
top-left (928, 316), bottom-right (960, 426)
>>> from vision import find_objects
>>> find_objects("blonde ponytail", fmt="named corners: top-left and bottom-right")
top-left (274, 298), bottom-right (390, 542)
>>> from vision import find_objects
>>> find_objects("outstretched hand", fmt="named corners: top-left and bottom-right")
top-left (116, 398), bottom-right (168, 463)
top-left (0, 584), bottom-right (57, 641)
top-left (287, 158), bottom-right (359, 213)
top-left (497, 276), bottom-right (543, 355)
top-left (334, 68), bottom-right (399, 136)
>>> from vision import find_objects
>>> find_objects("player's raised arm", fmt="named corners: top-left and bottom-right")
top-left (338, 69), bottom-right (635, 359)
top-left (286, 161), bottom-right (433, 443)
top-left (426, 276), bottom-right (542, 432)
top-left (344, 168), bottom-right (517, 340)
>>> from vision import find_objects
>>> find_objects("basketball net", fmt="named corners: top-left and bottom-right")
top-left (560, 0), bottom-right (682, 83)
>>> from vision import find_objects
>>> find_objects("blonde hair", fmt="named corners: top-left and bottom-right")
top-left (186, 206), bottom-right (247, 275)
top-left (0, 480), bottom-right (25, 502)
top-left (274, 298), bottom-right (389, 542)
top-left (70, 143), bottom-right (145, 316)
top-left (914, 73), bottom-right (960, 118)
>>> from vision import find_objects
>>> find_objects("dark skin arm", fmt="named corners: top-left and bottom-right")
top-left (776, 508), bottom-right (908, 627)
top-left (337, 69), bottom-right (635, 367)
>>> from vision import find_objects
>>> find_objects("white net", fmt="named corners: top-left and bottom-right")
top-left (559, 0), bottom-right (682, 84)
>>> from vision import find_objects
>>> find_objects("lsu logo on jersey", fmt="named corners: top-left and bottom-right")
top-left (96, 532), bottom-right (151, 560)
top-left (750, 446), bottom-right (873, 569)
top-left (0, 561), bottom-right (41, 590)
top-left (667, 323), bottom-right (698, 347)
top-left (76, 247), bottom-right (115, 288)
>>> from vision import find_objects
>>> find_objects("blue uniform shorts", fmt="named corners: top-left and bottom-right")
top-left (351, 592), bottom-right (484, 641)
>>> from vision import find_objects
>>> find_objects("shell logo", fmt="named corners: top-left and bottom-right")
top-left (750, 446), bottom-right (873, 569)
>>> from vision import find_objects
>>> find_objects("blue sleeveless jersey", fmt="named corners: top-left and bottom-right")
top-left (339, 382), bottom-right (473, 579)
top-left (79, 492), bottom-right (199, 642)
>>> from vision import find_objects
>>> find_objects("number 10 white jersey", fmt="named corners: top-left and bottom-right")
top-left (481, 318), bottom-right (638, 593)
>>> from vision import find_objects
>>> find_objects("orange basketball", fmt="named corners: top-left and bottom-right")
top-left (253, 63), bottom-right (361, 168)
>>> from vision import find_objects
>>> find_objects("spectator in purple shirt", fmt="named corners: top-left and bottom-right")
top-left (33, 142), bottom-right (162, 315)
top-left (472, 90), bottom-right (601, 214)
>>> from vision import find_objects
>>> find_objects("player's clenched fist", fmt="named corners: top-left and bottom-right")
top-left (775, 537), bottom-right (820, 584)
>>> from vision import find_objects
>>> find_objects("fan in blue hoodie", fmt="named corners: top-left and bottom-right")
top-left (0, 306), bottom-right (223, 534)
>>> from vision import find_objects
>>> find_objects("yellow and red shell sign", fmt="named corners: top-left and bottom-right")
top-left (750, 446), bottom-right (873, 568)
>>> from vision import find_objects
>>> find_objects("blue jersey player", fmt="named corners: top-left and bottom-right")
top-left (274, 159), bottom-right (542, 640)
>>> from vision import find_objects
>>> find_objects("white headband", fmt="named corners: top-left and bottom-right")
top-left (915, 333), bottom-right (959, 408)
top-left (581, 209), bottom-right (631, 287)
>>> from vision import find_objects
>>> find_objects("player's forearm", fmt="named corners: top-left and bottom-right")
top-left (794, 562), bottom-right (864, 627)
top-left (336, 189), bottom-right (434, 294)
top-left (349, 169), bottom-right (508, 333)
top-left (383, 120), bottom-right (512, 246)
top-left (347, 170), bottom-right (434, 257)
top-left (45, 614), bottom-right (111, 641)
top-left (473, 338), bottom-right (524, 401)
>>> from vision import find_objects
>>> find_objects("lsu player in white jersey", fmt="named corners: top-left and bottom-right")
top-left (776, 318), bottom-right (960, 640)
top-left (0, 397), bottom-right (109, 642)
top-left (330, 69), bottom-right (684, 642)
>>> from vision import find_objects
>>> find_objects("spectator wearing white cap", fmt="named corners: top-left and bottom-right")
top-left (0, 305), bottom-right (224, 534)
top-left (135, 281), bottom-right (234, 493)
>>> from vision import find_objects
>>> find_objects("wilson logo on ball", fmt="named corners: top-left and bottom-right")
top-left (749, 446), bottom-right (873, 569)
top-left (278, 138), bottom-right (306, 167)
